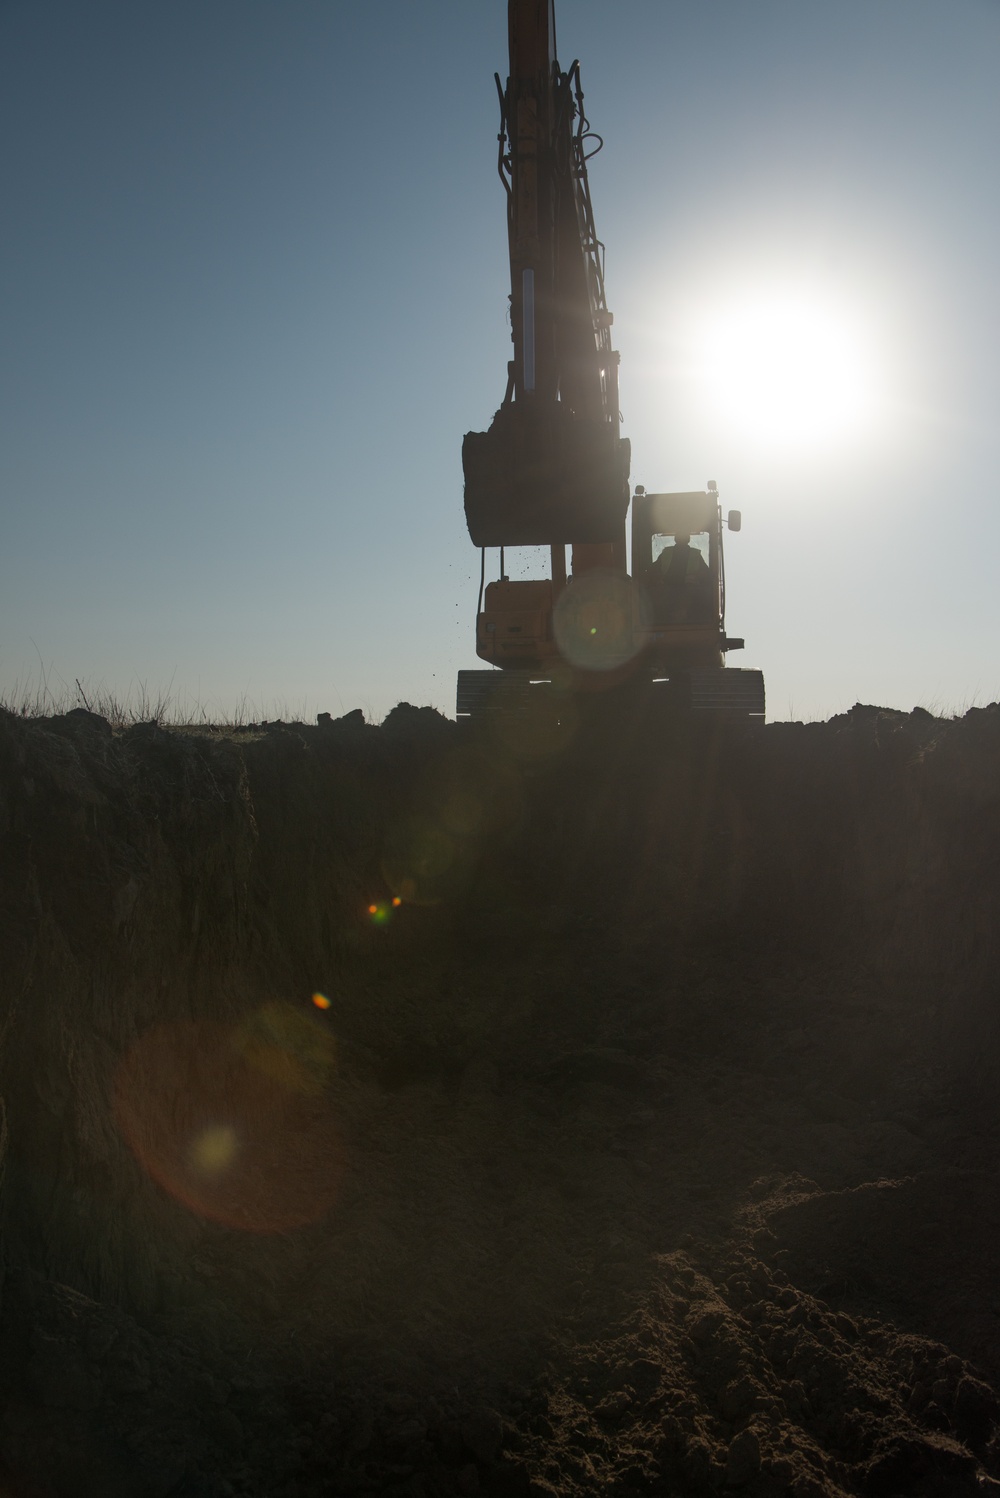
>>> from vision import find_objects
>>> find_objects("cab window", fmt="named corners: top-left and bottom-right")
top-left (651, 532), bottom-right (710, 568)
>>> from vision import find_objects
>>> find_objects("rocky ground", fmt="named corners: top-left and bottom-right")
top-left (1, 697), bottom-right (999, 1496)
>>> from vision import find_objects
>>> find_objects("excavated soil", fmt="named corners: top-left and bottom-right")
top-left (2, 697), bottom-right (1000, 1497)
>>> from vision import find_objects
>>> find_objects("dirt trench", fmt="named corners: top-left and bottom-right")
top-left (1, 698), bottom-right (1000, 1497)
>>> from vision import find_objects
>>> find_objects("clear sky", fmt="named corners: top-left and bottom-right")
top-left (3, 0), bottom-right (998, 723)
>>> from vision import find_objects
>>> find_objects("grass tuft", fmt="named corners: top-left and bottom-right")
top-left (0, 675), bottom-right (332, 734)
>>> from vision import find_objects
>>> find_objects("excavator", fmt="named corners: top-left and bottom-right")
top-left (457, 0), bottom-right (765, 722)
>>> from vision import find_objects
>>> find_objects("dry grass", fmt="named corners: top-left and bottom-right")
top-left (0, 673), bottom-right (329, 732)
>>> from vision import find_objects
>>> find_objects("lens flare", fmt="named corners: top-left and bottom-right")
top-left (312, 992), bottom-right (331, 1011)
top-left (426, 744), bottom-right (525, 835)
top-left (381, 816), bottom-right (460, 906)
top-left (553, 570), bottom-right (642, 673)
top-left (438, 786), bottom-right (485, 837)
top-left (235, 1001), bottom-right (337, 1096)
top-left (190, 1123), bottom-right (239, 1178)
top-left (115, 1015), bottom-right (343, 1233)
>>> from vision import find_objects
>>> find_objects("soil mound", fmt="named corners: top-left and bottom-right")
top-left (2, 700), bottom-right (1000, 1495)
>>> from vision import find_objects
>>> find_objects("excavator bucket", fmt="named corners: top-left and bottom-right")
top-left (463, 403), bottom-right (630, 547)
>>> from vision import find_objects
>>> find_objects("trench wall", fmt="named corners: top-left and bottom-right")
top-left (1, 700), bottom-right (998, 1325)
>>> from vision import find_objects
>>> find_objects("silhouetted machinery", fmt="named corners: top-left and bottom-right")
top-left (458, 0), bottom-right (764, 721)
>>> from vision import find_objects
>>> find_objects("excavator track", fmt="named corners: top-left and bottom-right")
top-left (686, 667), bottom-right (766, 719)
top-left (457, 668), bottom-right (765, 722)
top-left (456, 669), bottom-right (542, 718)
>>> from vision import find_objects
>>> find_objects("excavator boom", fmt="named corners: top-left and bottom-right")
top-left (462, 0), bottom-right (630, 549)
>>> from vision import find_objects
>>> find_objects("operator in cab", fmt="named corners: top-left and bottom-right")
top-left (653, 533), bottom-right (713, 623)
top-left (655, 533), bottom-right (709, 586)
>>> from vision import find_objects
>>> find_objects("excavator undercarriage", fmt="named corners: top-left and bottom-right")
top-left (457, 668), bottom-right (766, 722)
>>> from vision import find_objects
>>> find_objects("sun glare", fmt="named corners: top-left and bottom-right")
top-left (698, 294), bottom-right (876, 448)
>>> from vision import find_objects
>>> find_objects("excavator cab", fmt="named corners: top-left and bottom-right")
top-left (627, 485), bottom-right (765, 717)
top-left (632, 488), bottom-right (723, 640)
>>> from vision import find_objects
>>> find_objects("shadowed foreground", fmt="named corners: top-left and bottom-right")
top-left (1, 699), bottom-right (999, 1496)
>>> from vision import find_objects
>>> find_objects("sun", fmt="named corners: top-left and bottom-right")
top-left (697, 293), bottom-right (876, 448)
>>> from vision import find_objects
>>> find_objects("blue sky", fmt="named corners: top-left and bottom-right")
top-left (3, 0), bottom-right (998, 722)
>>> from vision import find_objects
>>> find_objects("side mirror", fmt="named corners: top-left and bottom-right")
top-left (727, 509), bottom-right (742, 532)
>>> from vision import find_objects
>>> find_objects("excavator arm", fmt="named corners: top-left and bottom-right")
top-left (462, 0), bottom-right (630, 551)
